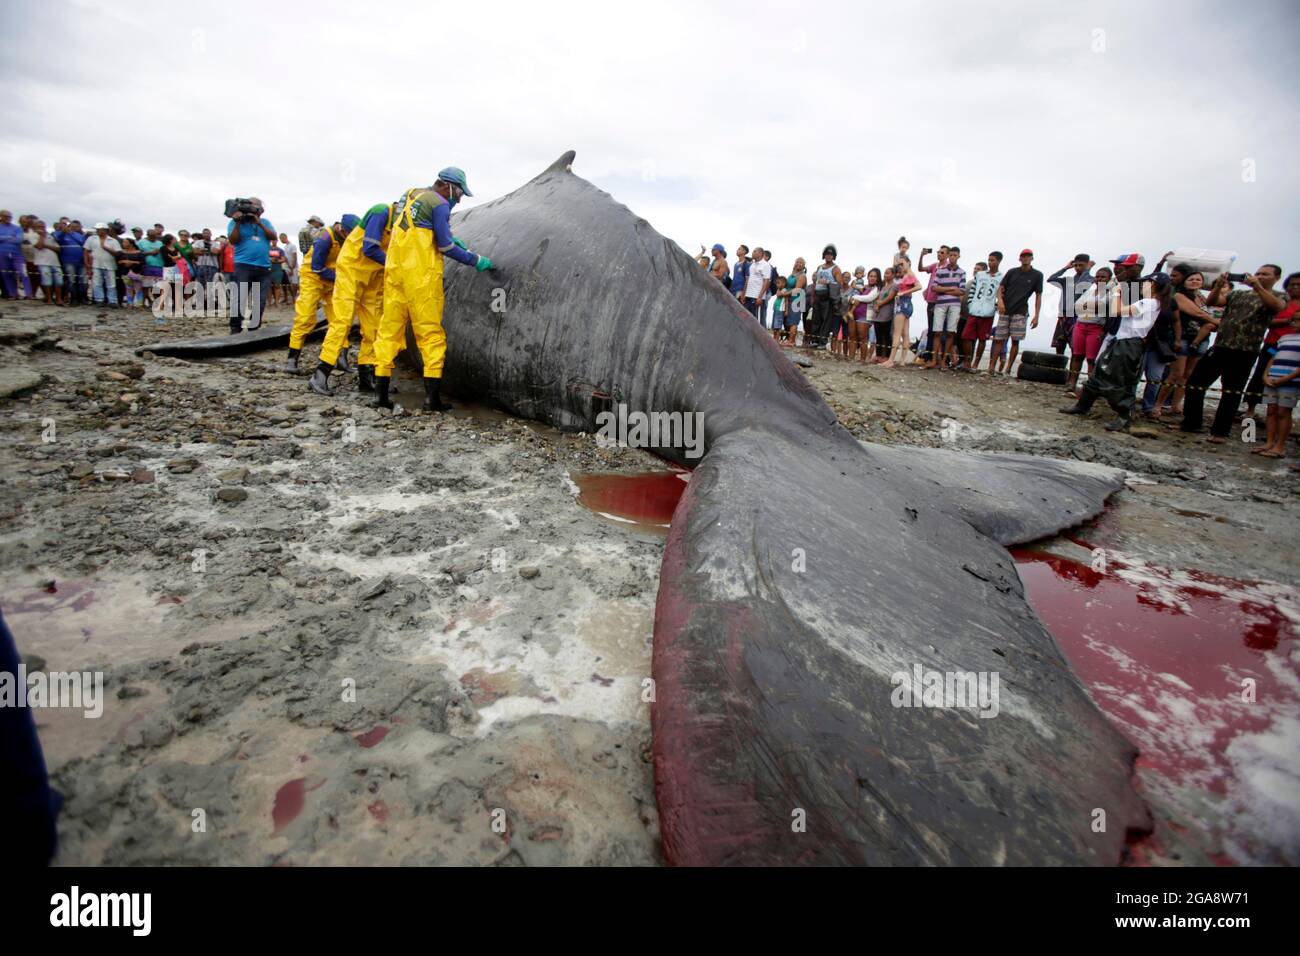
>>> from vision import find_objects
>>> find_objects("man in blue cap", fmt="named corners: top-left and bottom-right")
top-left (371, 167), bottom-right (494, 412)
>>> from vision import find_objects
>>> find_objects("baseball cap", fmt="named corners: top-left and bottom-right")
top-left (1141, 272), bottom-right (1172, 289)
top-left (712, 243), bottom-right (726, 254)
top-left (1110, 253), bottom-right (1146, 268)
top-left (307, 215), bottom-right (323, 226)
top-left (437, 166), bottom-right (473, 197)
top-left (1020, 248), bottom-right (1034, 257)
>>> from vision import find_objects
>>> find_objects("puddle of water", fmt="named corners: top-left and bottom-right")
top-left (570, 470), bottom-right (690, 535)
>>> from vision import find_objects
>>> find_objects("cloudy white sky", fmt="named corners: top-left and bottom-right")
top-left (5, 0), bottom-right (1298, 349)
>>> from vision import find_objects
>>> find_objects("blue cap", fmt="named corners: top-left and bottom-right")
top-left (437, 166), bottom-right (473, 197)
top-left (341, 213), bottom-right (359, 232)
top-left (712, 243), bottom-right (726, 254)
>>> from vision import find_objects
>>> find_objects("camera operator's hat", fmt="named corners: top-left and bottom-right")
top-left (437, 167), bottom-right (473, 197)
top-left (307, 215), bottom-right (323, 226)
top-left (1110, 252), bottom-right (1145, 267)
top-left (94, 222), bottom-right (108, 230)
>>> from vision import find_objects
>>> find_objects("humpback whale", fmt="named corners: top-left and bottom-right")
top-left (414, 150), bottom-right (1150, 865)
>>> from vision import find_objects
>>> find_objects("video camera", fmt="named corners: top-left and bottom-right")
top-left (223, 198), bottom-right (262, 220)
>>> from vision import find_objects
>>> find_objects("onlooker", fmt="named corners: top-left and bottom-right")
top-left (873, 267), bottom-right (897, 362)
top-left (1254, 304), bottom-right (1300, 459)
top-left (893, 236), bottom-right (910, 271)
top-left (1243, 270), bottom-right (1300, 421)
top-left (961, 250), bottom-right (1002, 370)
top-left (1047, 254), bottom-right (1095, 357)
top-left (299, 216), bottom-right (324, 255)
top-left (268, 238), bottom-right (287, 307)
top-left (226, 197), bottom-right (276, 333)
top-left (927, 246), bottom-right (966, 370)
top-left (0, 209), bottom-right (31, 300)
top-left (28, 219), bottom-right (63, 304)
top-left (1066, 266), bottom-right (1112, 395)
top-left (741, 245), bottom-right (771, 322)
top-left (916, 244), bottom-right (949, 362)
top-left (280, 233), bottom-right (300, 299)
top-left (886, 257), bottom-right (919, 367)
top-left (83, 223), bottom-right (121, 306)
top-left (787, 257), bottom-right (808, 345)
top-left (1138, 274), bottom-right (1180, 417)
top-left (849, 268), bottom-right (882, 363)
top-left (1060, 272), bottom-right (1167, 431)
top-left (993, 249), bottom-right (1043, 375)
top-left (730, 244), bottom-right (751, 301)
top-left (57, 220), bottom-right (88, 305)
top-left (1180, 265), bottom-right (1285, 442)
top-left (809, 245), bottom-right (842, 349)
top-left (117, 238), bottom-right (145, 307)
top-left (1153, 268), bottom-right (1214, 415)
top-left (709, 243), bottom-right (729, 286)
top-left (192, 228), bottom-right (219, 297)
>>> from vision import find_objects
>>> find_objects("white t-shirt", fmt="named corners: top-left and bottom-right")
top-left (27, 230), bottom-right (60, 268)
top-left (745, 259), bottom-right (773, 299)
top-left (84, 235), bottom-right (121, 270)
top-left (1117, 298), bottom-right (1159, 340)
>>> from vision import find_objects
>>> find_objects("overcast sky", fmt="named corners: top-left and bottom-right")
top-left (5, 0), bottom-right (1298, 349)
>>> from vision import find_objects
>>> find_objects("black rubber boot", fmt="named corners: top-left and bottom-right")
top-left (308, 361), bottom-right (334, 397)
top-left (1058, 404), bottom-right (1086, 415)
top-left (421, 377), bottom-right (452, 413)
top-left (336, 349), bottom-right (351, 373)
top-left (372, 376), bottom-right (394, 410)
top-left (357, 365), bottom-right (375, 393)
top-left (284, 348), bottom-right (300, 374)
top-left (1104, 415), bottom-right (1131, 432)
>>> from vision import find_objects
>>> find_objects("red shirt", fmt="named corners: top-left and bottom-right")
top-left (1265, 299), bottom-right (1299, 346)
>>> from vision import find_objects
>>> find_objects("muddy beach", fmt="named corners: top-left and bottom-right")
top-left (1, 299), bottom-right (1296, 866)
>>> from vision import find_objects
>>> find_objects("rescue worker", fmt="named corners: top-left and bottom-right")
top-left (287, 215), bottom-right (357, 380)
top-left (371, 167), bottom-right (494, 412)
top-left (308, 200), bottom-right (398, 396)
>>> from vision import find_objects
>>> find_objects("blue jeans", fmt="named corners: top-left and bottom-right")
top-left (230, 263), bottom-right (270, 333)
top-left (1141, 347), bottom-right (1172, 413)
top-left (62, 261), bottom-right (87, 303)
top-left (91, 266), bottom-right (118, 305)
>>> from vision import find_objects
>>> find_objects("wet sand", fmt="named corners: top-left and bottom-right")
top-left (0, 300), bottom-right (1296, 865)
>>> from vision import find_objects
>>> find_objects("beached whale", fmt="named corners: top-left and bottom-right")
top-left (402, 150), bottom-right (1151, 865)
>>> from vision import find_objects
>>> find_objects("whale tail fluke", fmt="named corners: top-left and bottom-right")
top-left (651, 427), bottom-right (1150, 866)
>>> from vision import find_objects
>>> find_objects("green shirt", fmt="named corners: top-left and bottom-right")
top-left (1215, 289), bottom-right (1279, 352)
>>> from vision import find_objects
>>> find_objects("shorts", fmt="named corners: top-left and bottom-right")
top-left (1071, 320), bottom-right (1104, 360)
top-left (993, 314), bottom-right (1028, 341)
top-left (962, 316), bottom-right (994, 341)
top-left (931, 302), bottom-right (960, 333)
top-left (37, 264), bottom-right (63, 287)
top-left (1176, 337), bottom-right (1210, 358)
top-left (1264, 387), bottom-right (1298, 409)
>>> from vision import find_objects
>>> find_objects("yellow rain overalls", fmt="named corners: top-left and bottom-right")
top-left (321, 202), bottom-right (397, 367)
top-left (372, 189), bottom-right (451, 380)
top-left (289, 226), bottom-right (343, 350)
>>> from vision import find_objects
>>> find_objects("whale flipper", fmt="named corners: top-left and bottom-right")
top-left (652, 428), bottom-right (1149, 866)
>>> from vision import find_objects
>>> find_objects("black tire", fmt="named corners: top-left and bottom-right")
top-left (1017, 362), bottom-right (1069, 385)
top-left (1019, 349), bottom-right (1068, 370)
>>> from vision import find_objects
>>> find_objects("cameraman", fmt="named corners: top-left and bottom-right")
top-left (226, 196), bottom-right (275, 333)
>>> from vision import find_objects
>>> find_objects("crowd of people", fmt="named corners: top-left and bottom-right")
top-left (698, 239), bottom-right (1299, 450)
top-left (0, 206), bottom-right (327, 321)
top-left (3, 200), bottom-right (1297, 458)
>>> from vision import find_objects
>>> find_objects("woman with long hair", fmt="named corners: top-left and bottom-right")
top-left (849, 268), bottom-right (882, 363)
top-left (1152, 269), bottom-right (1217, 417)
top-left (885, 256), bottom-right (919, 367)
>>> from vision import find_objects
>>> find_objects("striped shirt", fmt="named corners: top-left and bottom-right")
top-left (933, 264), bottom-right (966, 305)
top-left (1268, 332), bottom-right (1300, 391)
